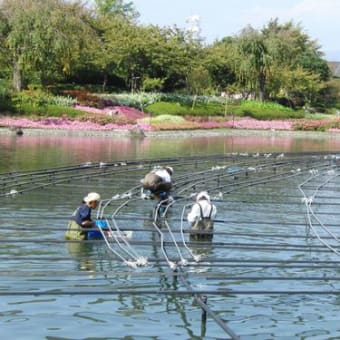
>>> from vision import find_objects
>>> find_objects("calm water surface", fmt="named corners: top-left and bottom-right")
top-left (1, 132), bottom-right (340, 171)
top-left (1, 132), bottom-right (340, 339)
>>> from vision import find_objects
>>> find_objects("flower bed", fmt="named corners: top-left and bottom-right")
top-left (2, 112), bottom-right (340, 134)
top-left (0, 116), bottom-right (152, 131)
top-left (74, 105), bottom-right (147, 120)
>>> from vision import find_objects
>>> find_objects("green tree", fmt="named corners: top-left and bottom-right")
top-left (203, 37), bottom-right (236, 93)
top-left (1, 0), bottom-right (97, 90)
top-left (234, 26), bottom-right (270, 101)
top-left (263, 19), bottom-right (330, 105)
top-left (98, 21), bottom-right (198, 92)
top-left (93, 0), bottom-right (138, 20)
top-left (83, 0), bottom-right (139, 91)
top-left (231, 19), bottom-right (330, 105)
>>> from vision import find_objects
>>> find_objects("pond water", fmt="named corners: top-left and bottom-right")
top-left (1, 131), bottom-right (340, 172)
top-left (1, 132), bottom-right (340, 339)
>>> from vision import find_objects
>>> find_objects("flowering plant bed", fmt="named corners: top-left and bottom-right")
top-left (0, 104), bottom-right (339, 133)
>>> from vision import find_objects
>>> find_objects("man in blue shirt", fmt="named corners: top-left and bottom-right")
top-left (65, 192), bottom-right (101, 240)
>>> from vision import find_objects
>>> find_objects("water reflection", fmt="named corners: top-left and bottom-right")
top-left (65, 241), bottom-right (97, 272)
top-left (2, 132), bottom-right (340, 172)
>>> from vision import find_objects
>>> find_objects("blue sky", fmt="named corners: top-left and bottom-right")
top-left (132, 0), bottom-right (339, 61)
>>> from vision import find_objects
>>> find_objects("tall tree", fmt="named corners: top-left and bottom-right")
top-left (96, 20), bottom-right (198, 92)
top-left (203, 37), bottom-right (236, 93)
top-left (1, 0), bottom-right (97, 90)
top-left (262, 19), bottom-right (330, 104)
top-left (231, 19), bottom-right (330, 103)
top-left (234, 26), bottom-right (269, 101)
top-left (93, 0), bottom-right (138, 20)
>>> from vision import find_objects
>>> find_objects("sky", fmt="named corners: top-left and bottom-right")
top-left (132, 0), bottom-right (340, 61)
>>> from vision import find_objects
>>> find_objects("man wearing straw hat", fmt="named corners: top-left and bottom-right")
top-left (65, 192), bottom-right (101, 240)
top-left (187, 191), bottom-right (217, 241)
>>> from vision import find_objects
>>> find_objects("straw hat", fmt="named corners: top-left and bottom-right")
top-left (84, 192), bottom-right (101, 203)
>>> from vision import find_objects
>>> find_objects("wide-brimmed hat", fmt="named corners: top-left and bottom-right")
top-left (84, 192), bottom-right (101, 203)
top-left (196, 191), bottom-right (210, 202)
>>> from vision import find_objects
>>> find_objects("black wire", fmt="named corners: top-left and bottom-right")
top-left (0, 289), bottom-right (339, 297)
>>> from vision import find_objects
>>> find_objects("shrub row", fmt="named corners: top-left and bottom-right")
top-left (144, 100), bottom-right (304, 120)
top-left (62, 90), bottom-right (115, 108)
top-left (13, 103), bottom-right (86, 118)
top-left (98, 92), bottom-right (224, 110)
top-left (293, 118), bottom-right (340, 131)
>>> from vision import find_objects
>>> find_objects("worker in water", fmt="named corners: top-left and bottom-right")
top-left (65, 192), bottom-right (101, 240)
top-left (141, 166), bottom-right (173, 203)
top-left (187, 191), bottom-right (217, 241)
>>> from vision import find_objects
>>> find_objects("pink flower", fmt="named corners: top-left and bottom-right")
top-left (75, 105), bottom-right (147, 120)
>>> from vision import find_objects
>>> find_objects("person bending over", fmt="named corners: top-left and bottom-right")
top-left (142, 166), bottom-right (173, 202)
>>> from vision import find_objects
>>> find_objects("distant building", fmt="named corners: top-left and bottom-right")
top-left (328, 62), bottom-right (340, 78)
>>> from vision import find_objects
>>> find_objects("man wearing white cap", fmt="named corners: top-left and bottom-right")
top-left (187, 191), bottom-right (217, 240)
top-left (65, 192), bottom-right (101, 240)
top-left (142, 166), bottom-right (173, 202)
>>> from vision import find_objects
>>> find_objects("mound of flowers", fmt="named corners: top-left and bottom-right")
top-left (147, 117), bottom-right (294, 131)
top-left (223, 117), bottom-right (293, 130)
top-left (0, 116), bottom-right (152, 131)
top-left (2, 110), bottom-right (340, 134)
top-left (74, 105), bottom-right (147, 121)
top-left (0, 105), bottom-right (151, 131)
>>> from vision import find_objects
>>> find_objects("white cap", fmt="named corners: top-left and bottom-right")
top-left (84, 192), bottom-right (101, 203)
top-left (196, 191), bottom-right (210, 202)
top-left (165, 166), bottom-right (173, 175)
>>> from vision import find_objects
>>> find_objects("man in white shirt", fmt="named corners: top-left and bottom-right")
top-left (187, 191), bottom-right (217, 240)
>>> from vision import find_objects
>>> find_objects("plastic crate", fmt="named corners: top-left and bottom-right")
top-left (87, 219), bottom-right (108, 239)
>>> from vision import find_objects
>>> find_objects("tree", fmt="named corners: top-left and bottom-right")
top-left (187, 66), bottom-right (212, 95)
top-left (262, 19), bottom-right (330, 105)
top-left (276, 66), bottom-right (325, 106)
top-left (233, 26), bottom-right (270, 101)
top-left (203, 37), bottom-right (236, 93)
top-left (93, 0), bottom-right (138, 20)
top-left (96, 21), bottom-right (198, 92)
top-left (1, 0), bottom-right (97, 90)
top-left (231, 19), bottom-right (330, 104)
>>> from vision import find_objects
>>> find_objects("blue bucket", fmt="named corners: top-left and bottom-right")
top-left (87, 219), bottom-right (108, 239)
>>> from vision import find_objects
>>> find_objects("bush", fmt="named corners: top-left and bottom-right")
top-left (139, 114), bottom-right (186, 124)
top-left (77, 113), bottom-right (134, 125)
top-left (293, 120), bottom-right (327, 131)
top-left (233, 101), bottom-right (304, 120)
top-left (98, 92), bottom-right (225, 110)
top-left (142, 77), bottom-right (164, 92)
top-left (11, 88), bottom-right (77, 113)
top-left (99, 92), bottom-right (163, 109)
top-left (14, 103), bottom-right (87, 118)
top-left (151, 121), bottom-right (198, 131)
top-left (146, 102), bottom-right (187, 115)
top-left (145, 99), bottom-right (305, 120)
top-left (292, 118), bottom-right (340, 131)
top-left (145, 101), bottom-right (224, 116)
top-left (62, 90), bottom-right (116, 108)
top-left (0, 98), bottom-right (14, 112)
top-left (0, 79), bottom-right (11, 98)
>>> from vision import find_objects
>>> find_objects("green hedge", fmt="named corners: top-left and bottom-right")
top-left (145, 100), bottom-right (304, 120)
top-left (232, 101), bottom-right (304, 120)
top-left (14, 103), bottom-right (86, 117)
top-left (145, 101), bottom-right (224, 116)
